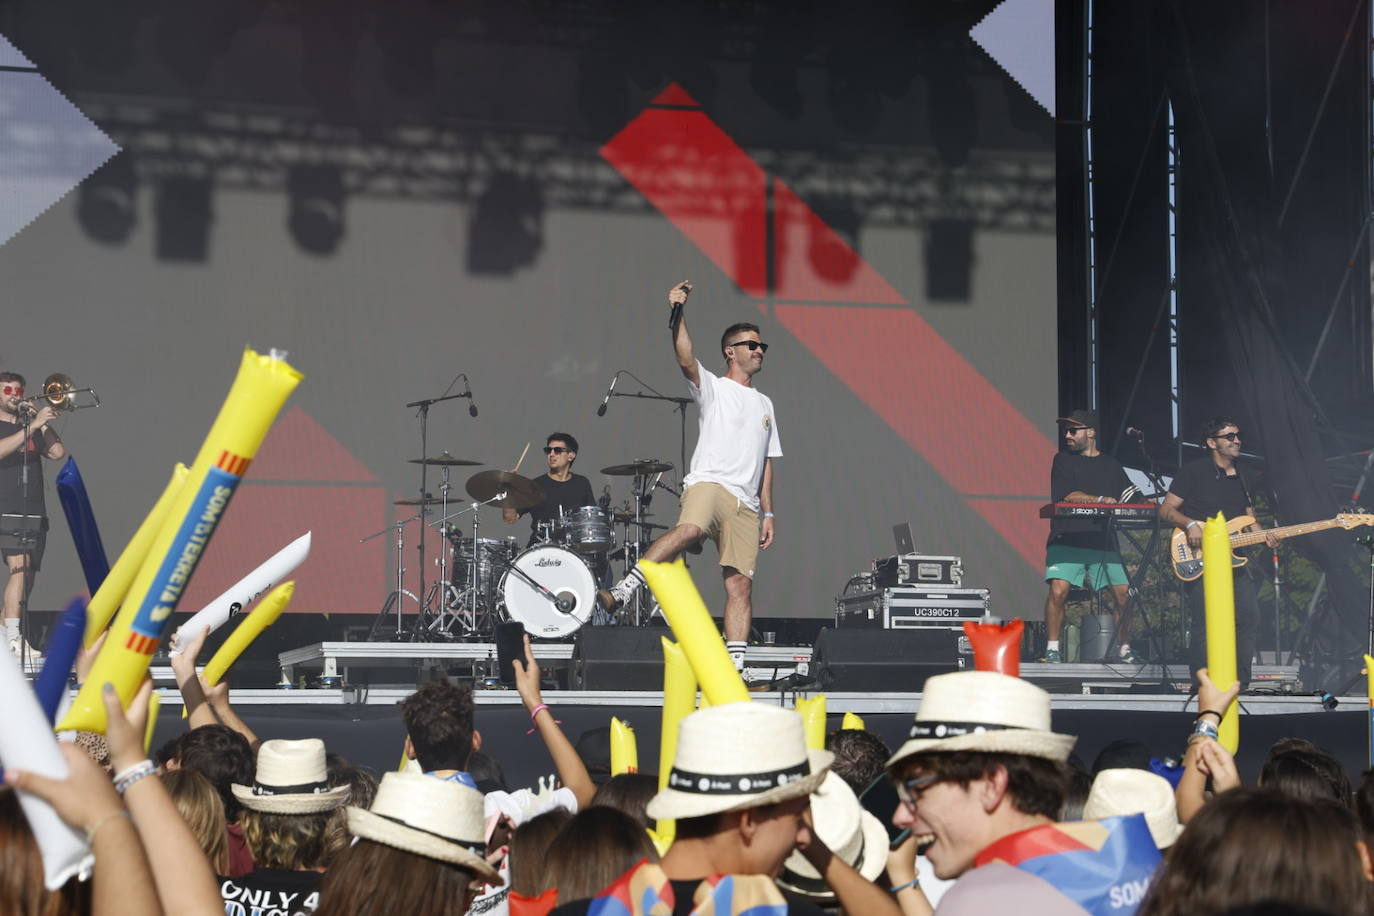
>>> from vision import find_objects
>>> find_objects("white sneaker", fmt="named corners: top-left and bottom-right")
top-left (9, 636), bottom-right (42, 660)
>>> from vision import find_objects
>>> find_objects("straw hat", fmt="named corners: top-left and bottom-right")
top-left (646, 702), bottom-right (833, 821)
top-left (348, 772), bottom-right (499, 881)
top-left (231, 738), bottom-right (351, 814)
top-left (778, 772), bottom-right (888, 899)
top-left (1083, 768), bottom-right (1183, 850)
top-left (887, 671), bottom-right (1076, 767)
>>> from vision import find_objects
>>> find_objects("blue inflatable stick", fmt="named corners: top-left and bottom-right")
top-left (55, 457), bottom-right (110, 595)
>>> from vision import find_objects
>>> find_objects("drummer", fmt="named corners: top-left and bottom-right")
top-left (502, 432), bottom-right (597, 546)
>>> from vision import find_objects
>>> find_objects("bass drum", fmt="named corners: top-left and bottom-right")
top-left (500, 545), bottom-right (596, 638)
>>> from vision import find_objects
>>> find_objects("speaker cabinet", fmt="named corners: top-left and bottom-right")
top-left (571, 627), bottom-right (673, 690)
top-left (810, 627), bottom-right (962, 691)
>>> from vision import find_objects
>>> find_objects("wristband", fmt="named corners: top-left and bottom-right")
top-left (1196, 709), bottom-right (1224, 722)
top-left (763, 512), bottom-right (774, 519)
top-left (529, 703), bottom-right (550, 724)
top-left (1185, 520), bottom-right (1200, 530)
top-left (85, 810), bottom-right (130, 844)
top-left (1189, 720), bottom-right (1219, 742)
top-left (113, 759), bottom-right (156, 795)
top-left (890, 878), bottom-right (921, 893)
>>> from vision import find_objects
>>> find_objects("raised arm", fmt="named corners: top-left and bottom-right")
top-left (513, 635), bottom-right (595, 808)
top-left (668, 282), bottom-right (699, 387)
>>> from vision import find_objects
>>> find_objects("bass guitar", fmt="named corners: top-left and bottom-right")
top-left (1171, 512), bottom-right (1374, 581)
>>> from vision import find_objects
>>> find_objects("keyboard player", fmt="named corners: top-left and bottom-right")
top-left (1041, 409), bottom-right (1141, 665)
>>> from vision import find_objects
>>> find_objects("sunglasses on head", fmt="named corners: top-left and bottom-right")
top-left (727, 339), bottom-right (769, 353)
top-left (1211, 432), bottom-right (1241, 442)
top-left (543, 446), bottom-right (570, 455)
top-left (1, 385), bottom-right (23, 396)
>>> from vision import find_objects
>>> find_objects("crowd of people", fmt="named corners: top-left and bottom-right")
top-left (4, 631), bottom-right (1374, 916)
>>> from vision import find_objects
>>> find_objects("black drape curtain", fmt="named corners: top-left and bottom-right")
top-left (1165, 1), bottom-right (1368, 690)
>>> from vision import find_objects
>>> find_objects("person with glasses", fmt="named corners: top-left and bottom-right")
top-left (1041, 409), bottom-right (1142, 665)
top-left (1158, 416), bottom-right (1278, 686)
top-left (502, 432), bottom-right (596, 546)
top-left (598, 283), bottom-right (781, 676)
top-left (0, 371), bottom-right (64, 659)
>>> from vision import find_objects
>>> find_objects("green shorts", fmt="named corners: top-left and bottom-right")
top-left (1045, 543), bottom-right (1129, 590)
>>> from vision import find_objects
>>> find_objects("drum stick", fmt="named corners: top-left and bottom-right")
top-left (511, 442), bottom-right (530, 473)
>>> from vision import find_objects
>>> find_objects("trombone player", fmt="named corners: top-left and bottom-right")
top-left (0, 372), bottom-right (65, 659)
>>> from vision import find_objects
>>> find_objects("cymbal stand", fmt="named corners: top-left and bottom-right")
top-left (422, 465), bottom-right (462, 632)
top-left (429, 492), bottom-right (507, 638)
top-left (364, 512), bottom-right (424, 641)
top-left (607, 372), bottom-right (692, 491)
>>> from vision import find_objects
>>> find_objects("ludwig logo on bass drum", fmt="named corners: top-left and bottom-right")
top-left (535, 557), bottom-right (562, 567)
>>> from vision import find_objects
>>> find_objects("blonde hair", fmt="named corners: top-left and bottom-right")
top-left (241, 808), bottom-right (342, 871)
top-left (160, 769), bottom-right (229, 874)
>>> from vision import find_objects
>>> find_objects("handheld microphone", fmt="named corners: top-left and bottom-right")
top-left (1126, 427), bottom-right (1144, 439)
top-left (463, 374), bottom-right (479, 417)
top-left (597, 371), bottom-right (620, 417)
top-left (668, 281), bottom-right (692, 333)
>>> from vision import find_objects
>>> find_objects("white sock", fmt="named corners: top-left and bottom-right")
top-left (3, 619), bottom-right (18, 642)
top-left (613, 567), bottom-right (646, 597)
top-left (1046, 640), bottom-right (1060, 651)
top-left (727, 640), bottom-right (747, 673)
top-left (1119, 643), bottom-right (1132, 656)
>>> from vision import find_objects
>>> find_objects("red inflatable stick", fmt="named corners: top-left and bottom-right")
top-left (964, 618), bottom-right (1024, 676)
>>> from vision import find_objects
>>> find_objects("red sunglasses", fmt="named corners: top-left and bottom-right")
top-left (1, 385), bottom-right (23, 396)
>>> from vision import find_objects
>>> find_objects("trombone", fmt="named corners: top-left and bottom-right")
top-left (19, 373), bottom-right (101, 413)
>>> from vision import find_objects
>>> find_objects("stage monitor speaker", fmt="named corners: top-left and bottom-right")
top-left (571, 627), bottom-right (673, 690)
top-left (810, 627), bottom-right (962, 692)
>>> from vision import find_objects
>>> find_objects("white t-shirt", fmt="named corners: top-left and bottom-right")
top-left (682, 361), bottom-right (782, 511)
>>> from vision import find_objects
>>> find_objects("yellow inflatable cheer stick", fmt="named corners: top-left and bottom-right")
top-left (657, 637), bottom-right (698, 845)
top-left (639, 558), bottom-right (749, 706)
top-left (610, 717), bottom-right (638, 775)
top-left (143, 691), bottom-right (161, 753)
top-left (61, 348), bottom-right (302, 733)
top-left (84, 464), bottom-right (190, 646)
top-left (841, 711), bottom-right (865, 730)
top-left (795, 694), bottom-right (827, 750)
top-left (182, 581), bottom-right (295, 717)
top-left (1364, 654), bottom-right (1374, 768)
top-left (1202, 513), bottom-right (1239, 752)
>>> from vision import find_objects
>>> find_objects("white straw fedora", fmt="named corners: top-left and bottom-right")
top-left (778, 771), bottom-right (888, 899)
top-left (646, 702), bottom-right (833, 822)
top-left (887, 671), bottom-right (1076, 766)
top-left (347, 772), bottom-right (499, 882)
top-left (231, 738), bottom-right (351, 814)
top-left (1083, 768), bottom-right (1183, 850)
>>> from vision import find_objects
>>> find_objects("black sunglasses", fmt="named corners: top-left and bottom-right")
top-left (1063, 426), bottom-right (1089, 434)
top-left (727, 339), bottom-right (769, 353)
top-left (543, 446), bottom-right (570, 454)
top-left (1210, 432), bottom-right (1241, 442)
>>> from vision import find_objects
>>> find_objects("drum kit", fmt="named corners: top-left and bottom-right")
top-left (365, 453), bottom-right (676, 642)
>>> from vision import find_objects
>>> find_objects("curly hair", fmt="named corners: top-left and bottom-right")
top-left (241, 808), bottom-right (342, 871)
top-left (400, 678), bottom-right (475, 772)
top-left (173, 725), bottom-right (254, 822)
top-left (825, 729), bottom-right (891, 795)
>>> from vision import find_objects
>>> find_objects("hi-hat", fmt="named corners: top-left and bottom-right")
top-left (601, 459), bottom-right (674, 476)
top-left (465, 470), bottom-right (542, 510)
top-left (409, 456), bottom-right (483, 467)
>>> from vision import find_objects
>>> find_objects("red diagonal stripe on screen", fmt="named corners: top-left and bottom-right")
top-left (772, 178), bottom-right (906, 304)
top-left (774, 304), bottom-right (1051, 570)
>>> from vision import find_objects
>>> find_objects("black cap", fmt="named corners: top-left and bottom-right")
top-left (1057, 409), bottom-right (1098, 429)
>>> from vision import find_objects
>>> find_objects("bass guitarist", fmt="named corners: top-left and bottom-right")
top-left (1158, 416), bottom-right (1277, 687)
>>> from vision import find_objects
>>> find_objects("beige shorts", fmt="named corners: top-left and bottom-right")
top-left (678, 482), bottom-right (760, 578)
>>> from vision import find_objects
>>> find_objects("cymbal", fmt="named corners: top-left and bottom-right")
top-left (409, 456), bottom-right (483, 466)
top-left (466, 469), bottom-right (542, 510)
top-left (601, 459), bottom-right (674, 476)
top-left (394, 496), bottom-right (464, 506)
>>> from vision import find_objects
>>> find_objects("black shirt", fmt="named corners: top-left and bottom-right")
top-left (218, 867), bottom-right (321, 915)
top-left (0, 419), bottom-right (48, 515)
top-left (518, 473), bottom-right (597, 535)
top-left (551, 879), bottom-right (829, 916)
top-left (1168, 456), bottom-right (1252, 523)
top-left (1047, 450), bottom-right (1134, 548)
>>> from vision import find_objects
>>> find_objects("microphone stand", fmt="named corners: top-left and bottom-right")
top-left (607, 371), bottom-right (692, 491)
top-left (402, 383), bottom-right (474, 640)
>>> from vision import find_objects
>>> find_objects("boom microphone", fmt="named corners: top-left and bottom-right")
top-left (1126, 427), bottom-right (1144, 439)
top-left (463, 375), bottom-right (479, 417)
top-left (597, 371), bottom-right (620, 417)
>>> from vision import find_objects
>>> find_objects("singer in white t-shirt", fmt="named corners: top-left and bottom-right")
top-left (598, 282), bottom-right (781, 673)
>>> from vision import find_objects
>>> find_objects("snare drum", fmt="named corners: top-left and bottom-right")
top-left (500, 545), bottom-right (596, 637)
top-left (557, 506), bottom-right (615, 554)
top-left (450, 536), bottom-right (517, 596)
